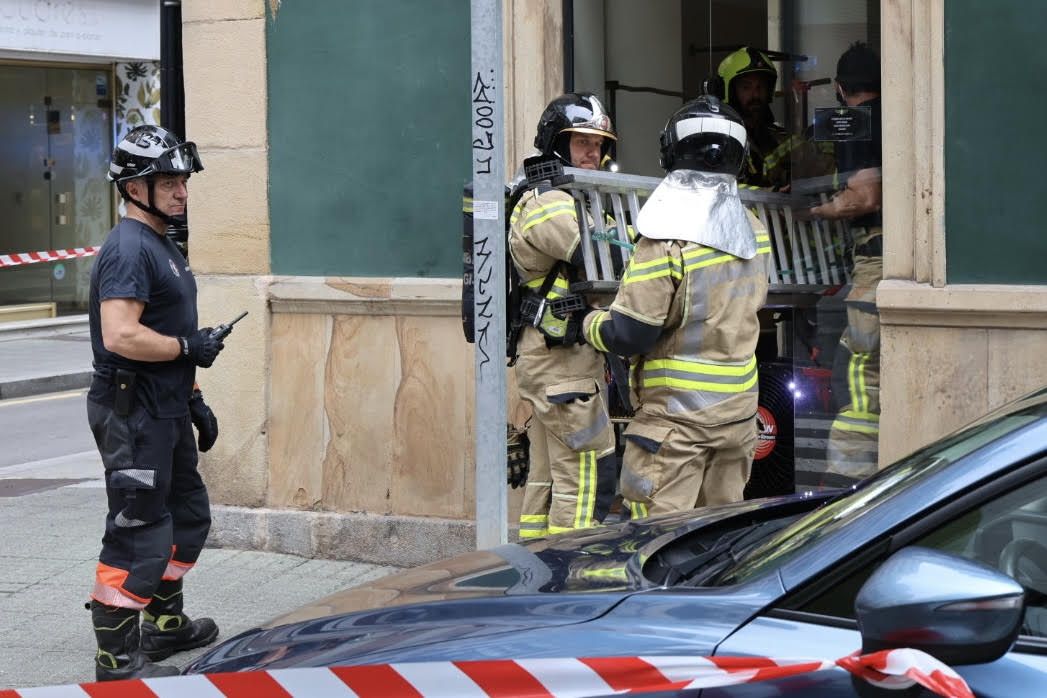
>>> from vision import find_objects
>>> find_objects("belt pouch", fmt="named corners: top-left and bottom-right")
top-left (114, 369), bottom-right (137, 417)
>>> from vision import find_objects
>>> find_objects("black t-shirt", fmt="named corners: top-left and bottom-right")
top-left (835, 96), bottom-right (882, 228)
top-left (88, 218), bottom-right (198, 417)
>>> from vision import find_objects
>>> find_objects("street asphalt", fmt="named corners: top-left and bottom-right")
top-left (0, 317), bottom-right (401, 689)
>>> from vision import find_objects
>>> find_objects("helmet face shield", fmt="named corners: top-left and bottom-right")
top-left (561, 103), bottom-right (616, 142)
top-left (142, 142), bottom-right (203, 177)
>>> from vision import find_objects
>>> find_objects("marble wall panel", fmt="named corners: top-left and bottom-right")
top-left (269, 313), bottom-right (332, 509)
top-left (987, 329), bottom-right (1047, 410)
top-left (195, 276), bottom-right (270, 507)
top-left (319, 315), bottom-right (398, 515)
top-left (880, 325), bottom-right (989, 465)
top-left (388, 316), bottom-right (474, 519)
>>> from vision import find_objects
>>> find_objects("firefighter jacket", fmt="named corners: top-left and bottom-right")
top-left (583, 211), bottom-right (771, 426)
top-left (508, 187), bottom-right (591, 339)
top-left (742, 123), bottom-right (835, 191)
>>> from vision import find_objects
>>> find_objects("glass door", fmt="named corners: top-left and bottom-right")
top-left (0, 64), bottom-right (113, 313)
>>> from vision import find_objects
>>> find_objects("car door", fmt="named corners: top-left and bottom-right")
top-left (706, 463), bottom-right (1047, 697)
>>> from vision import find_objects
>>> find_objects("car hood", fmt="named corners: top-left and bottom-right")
top-left (186, 494), bottom-right (828, 674)
top-left (263, 496), bottom-right (803, 629)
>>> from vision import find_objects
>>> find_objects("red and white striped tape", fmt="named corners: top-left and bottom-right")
top-left (0, 648), bottom-right (974, 698)
top-left (0, 247), bottom-right (100, 269)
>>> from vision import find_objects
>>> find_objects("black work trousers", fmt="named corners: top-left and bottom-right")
top-left (87, 397), bottom-right (211, 608)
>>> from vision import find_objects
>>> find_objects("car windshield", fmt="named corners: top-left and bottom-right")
top-left (712, 389), bottom-right (1047, 586)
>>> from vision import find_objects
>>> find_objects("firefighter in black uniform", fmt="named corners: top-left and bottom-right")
top-left (808, 42), bottom-right (884, 478)
top-left (86, 125), bottom-right (226, 680)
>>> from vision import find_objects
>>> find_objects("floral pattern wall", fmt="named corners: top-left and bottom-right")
top-left (113, 61), bottom-right (161, 218)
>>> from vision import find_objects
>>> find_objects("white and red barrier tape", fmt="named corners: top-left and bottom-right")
top-left (0, 247), bottom-right (100, 269)
top-left (0, 648), bottom-right (974, 698)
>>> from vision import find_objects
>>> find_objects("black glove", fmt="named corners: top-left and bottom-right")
top-left (179, 328), bottom-right (224, 368)
top-left (507, 423), bottom-right (530, 489)
top-left (188, 389), bottom-right (219, 452)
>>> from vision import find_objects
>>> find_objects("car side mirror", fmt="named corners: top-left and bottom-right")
top-left (855, 546), bottom-right (1024, 666)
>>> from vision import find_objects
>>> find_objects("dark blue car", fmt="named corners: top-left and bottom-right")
top-left (187, 388), bottom-right (1047, 696)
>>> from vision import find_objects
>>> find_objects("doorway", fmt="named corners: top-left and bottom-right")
top-left (0, 63), bottom-right (114, 313)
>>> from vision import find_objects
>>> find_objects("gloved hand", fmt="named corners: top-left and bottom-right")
top-left (188, 389), bottom-right (219, 452)
top-left (179, 328), bottom-right (224, 368)
top-left (507, 423), bottom-right (530, 489)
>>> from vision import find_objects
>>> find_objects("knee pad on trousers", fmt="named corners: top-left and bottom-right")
top-left (114, 488), bottom-right (165, 529)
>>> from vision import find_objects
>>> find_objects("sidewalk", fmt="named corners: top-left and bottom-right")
top-left (0, 317), bottom-right (401, 689)
top-left (0, 475), bottom-right (397, 689)
top-left (0, 315), bottom-right (94, 399)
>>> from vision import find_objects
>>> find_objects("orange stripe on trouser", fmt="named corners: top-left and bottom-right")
top-left (163, 548), bottom-right (195, 581)
top-left (92, 562), bottom-right (150, 610)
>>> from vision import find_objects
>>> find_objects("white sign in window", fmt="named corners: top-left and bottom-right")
top-left (0, 0), bottom-right (160, 61)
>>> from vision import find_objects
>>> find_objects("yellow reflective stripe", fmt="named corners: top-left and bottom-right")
top-left (641, 375), bottom-right (759, 392)
top-left (522, 276), bottom-right (570, 294)
top-left (629, 501), bottom-right (648, 519)
top-left (856, 354), bottom-right (868, 412)
top-left (628, 254), bottom-right (677, 271)
top-left (848, 353), bottom-right (860, 411)
top-left (587, 311), bottom-right (610, 353)
top-left (463, 196), bottom-right (473, 213)
top-left (510, 198), bottom-right (528, 225)
top-left (518, 514), bottom-right (549, 539)
top-left (521, 202), bottom-right (576, 232)
top-left (684, 251), bottom-right (736, 272)
top-left (548, 525), bottom-right (575, 535)
top-left (763, 136), bottom-right (797, 170)
top-left (623, 256), bottom-right (683, 284)
top-left (848, 353), bottom-right (872, 413)
top-left (642, 356), bottom-right (759, 393)
top-left (833, 409), bottom-right (880, 435)
top-left (579, 567), bottom-right (628, 581)
top-left (646, 356), bottom-right (757, 376)
top-left (573, 450), bottom-right (597, 529)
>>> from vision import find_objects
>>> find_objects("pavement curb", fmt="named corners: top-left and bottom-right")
top-left (0, 372), bottom-right (93, 400)
top-left (209, 506), bottom-right (520, 568)
top-left (0, 314), bottom-right (89, 340)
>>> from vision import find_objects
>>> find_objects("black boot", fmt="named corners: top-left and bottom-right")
top-left (91, 600), bottom-right (180, 681)
top-left (140, 579), bottom-right (219, 661)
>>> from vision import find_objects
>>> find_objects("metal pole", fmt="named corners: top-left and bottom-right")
top-left (160, 0), bottom-right (189, 258)
top-left (470, 0), bottom-right (507, 549)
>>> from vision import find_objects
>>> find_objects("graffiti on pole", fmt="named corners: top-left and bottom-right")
top-left (471, 68), bottom-right (499, 379)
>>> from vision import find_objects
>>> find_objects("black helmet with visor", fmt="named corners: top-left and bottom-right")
top-left (108, 125), bottom-right (203, 225)
top-left (534, 93), bottom-right (617, 166)
top-left (659, 95), bottom-right (748, 176)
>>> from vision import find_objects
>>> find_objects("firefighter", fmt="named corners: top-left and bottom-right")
top-left (807, 42), bottom-right (883, 479)
top-left (583, 95), bottom-right (771, 516)
top-left (510, 93), bottom-right (619, 539)
top-left (86, 125), bottom-right (223, 680)
top-left (713, 46), bottom-right (832, 190)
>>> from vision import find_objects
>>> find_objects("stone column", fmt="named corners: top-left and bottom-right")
top-left (182, 0), bottom-right (271, 506)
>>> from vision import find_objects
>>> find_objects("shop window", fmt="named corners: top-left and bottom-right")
top-left (567, 0), bottom-right (884, 491)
